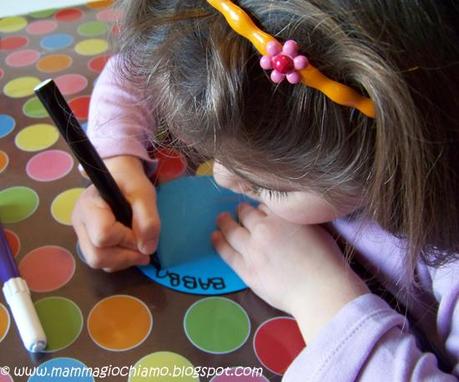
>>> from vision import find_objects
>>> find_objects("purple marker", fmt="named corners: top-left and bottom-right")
top-left (0, 225), bottom-right (47, 352)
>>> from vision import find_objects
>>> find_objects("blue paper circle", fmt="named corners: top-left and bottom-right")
top-left (28, 358), bottom-right (94, 381)
top-left (0, 114), bottom-right (15, 138)
top-left (40, 33), bottom-right (74, 51)
top-left (139, 176), bottom-right (255, 295)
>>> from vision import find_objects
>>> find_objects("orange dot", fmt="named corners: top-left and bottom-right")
top-left (36, 54), bottom-right (72, 73)
top-left (86, 0), bottom-right (113, 9)
top-left (0, 303), bottom-right (10, 343)
top-left (0, 151), bottom-right (9, 174)
top-left (87, 295), bottom-right (152, 351)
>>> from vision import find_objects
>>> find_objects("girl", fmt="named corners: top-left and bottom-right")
top-left (72, 0), bottom-right (459, 380)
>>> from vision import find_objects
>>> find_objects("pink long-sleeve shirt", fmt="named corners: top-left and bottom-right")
top-left (87, 57), bottom-right (459, 381)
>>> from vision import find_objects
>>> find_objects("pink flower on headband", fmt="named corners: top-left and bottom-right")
top-left (260, 40), bottom-right (309, 84)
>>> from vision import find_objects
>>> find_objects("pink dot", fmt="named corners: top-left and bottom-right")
top-left (0, 35), bottom-right (29, 50)
top-left (253, 317), bottom-right (306, 375)
top-left (0, 68), bottom-right (3, 80)
top-left (26, 149), bottom-right (74, 182)
top-left (55, 8), bottom-right (83, 22)
top-left (88, 54), bottom-right (110, 73)
top-left (96, 8), bottom-right (123, 22)
top-left (0, 373), bottom-right (13, 382)
top-left (55, 73), bottom-right (88, 95)
top-left (5, 49), bottom-right (40, 67)
top-left (19, 246), bottom-right (76, 293)
top-left (26, 20), bottom-right (58, 35)
top-left (69, 95), bottom-right (90, 120)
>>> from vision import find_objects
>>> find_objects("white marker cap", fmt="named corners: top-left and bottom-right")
top-left (3, 277), bottom-right (47, 352)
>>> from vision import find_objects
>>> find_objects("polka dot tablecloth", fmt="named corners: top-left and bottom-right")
top-left (0, 3), bottom-right (306, 381)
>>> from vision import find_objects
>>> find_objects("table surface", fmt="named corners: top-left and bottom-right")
top-left (0, 3), bottom-right (306, 381)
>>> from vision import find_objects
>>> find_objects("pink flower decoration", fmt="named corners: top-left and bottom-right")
top-left (260, 40), bottom-right (309, 84)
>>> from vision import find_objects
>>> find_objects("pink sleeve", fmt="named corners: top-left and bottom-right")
top-left (87, 55), bottom-right (155, 163)
top-left (284, 282), bottom-right (458, 381)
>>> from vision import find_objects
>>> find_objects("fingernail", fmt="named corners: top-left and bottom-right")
top-left (216, 212), bottom-right (228, 222)
top-left (139, 240), bottom-right (156, 255)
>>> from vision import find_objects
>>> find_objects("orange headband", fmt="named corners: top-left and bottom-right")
top-left (207, 0), bottom-right (376, 118)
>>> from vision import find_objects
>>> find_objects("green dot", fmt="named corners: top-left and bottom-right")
top-left (77, 21), bottom-right (108, 37)
top-left (29, 9), bottom-right (56, 18)
top-left (0, 186), bottom-right (39, 223)
top-left (23, 97), bottom-right (49, 118)
top-left (129, 352), bottom-right (198, 382)
top-left (35, 297), bottom-right (83, 352)
top-left (184, 297), bottom-right (250, 354)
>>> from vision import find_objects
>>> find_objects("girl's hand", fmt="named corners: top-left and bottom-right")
top-left (72, 155), bottom-right (160, 272)
top-left (212, 203), bottom-right (369, 342)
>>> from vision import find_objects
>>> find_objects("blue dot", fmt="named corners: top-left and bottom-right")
top-left (40, 33), bottom-right (74, 51)
top-left (81, 122), bottom-right (88, 132)
top-left (28, 358), bottom-right (94, 382)
top-left (0, 114), bottom-right (15, 138)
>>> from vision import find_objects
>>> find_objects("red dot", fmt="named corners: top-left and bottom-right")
top-left (154, 148), bottom-right (187, 184)
top-left (19, 246), bottom-right (75, 292)
top-left (0, 35), bottom-right (29, 50)
top-left (55, 8), bottom-right (83, 22)
top-left (253, 317), bottom-right (306, 375)
top-left (69, 95), bottom-right (90, 120)
top-left (5, 229), bottom-right (21, 257)
top-left (0, 68), bottom-right (4, 80)
top-left (88, 54), bottom-right (110, 73)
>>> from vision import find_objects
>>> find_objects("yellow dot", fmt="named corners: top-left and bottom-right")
top-left (0, 16), bottom-right (27, 33)
top-left (4, 76), bottom-right (41, 98)
top-left (75, 39), bottom-right (108, 56)
top-left (15, 124), bottom-right (59, 152)
top-left (196, 160), bottom-right (214, 176)
top-left (51, 188), bottom-right (85, 225)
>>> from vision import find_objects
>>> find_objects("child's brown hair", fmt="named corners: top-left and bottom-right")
top-left (115, 0), bottom-right (459, 273)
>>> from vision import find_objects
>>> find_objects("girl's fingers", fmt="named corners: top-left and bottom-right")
top-left (216, 212), bottom-right (249, 254)
top-left (131, 186), bottom-right (161, 255)
top-left (74, 185), bottom-right (137, 250)
top-left (237, 203), bottom-right (266, 232)
top-left (75, 220), bottom-right (150, 271)
top-left (211, 231), bottom-right (246, 278)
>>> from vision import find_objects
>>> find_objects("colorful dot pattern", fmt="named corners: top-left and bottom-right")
top-left (0, 4), bottom-right (291, 381)
top-left (184, 297), bottom-right (251, 354)
top-left (87, 295), bottom-right (152, 351)
top-left (129, 352), bottom-right (199, 382)
top-left (35, 297), bottom-right (83, 352)
top-left (19, 246), bottom-right (76, 292)
top-left (253, 317), bottom-right (306, 375)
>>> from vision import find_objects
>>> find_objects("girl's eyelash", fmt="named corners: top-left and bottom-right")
top-left (249, 185), bottom-right (289, 199)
